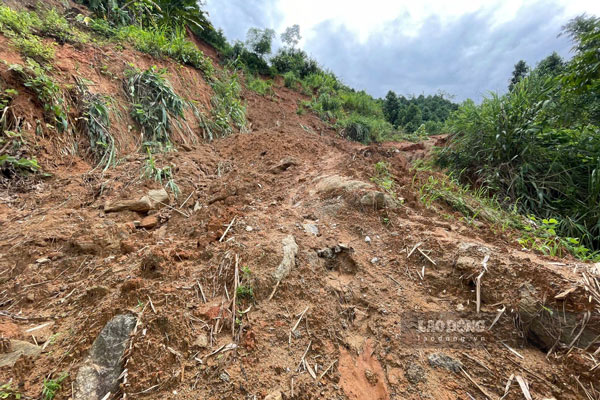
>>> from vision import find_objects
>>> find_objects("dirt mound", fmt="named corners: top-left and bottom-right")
top-left (1, 9), bottom-right (599, 400)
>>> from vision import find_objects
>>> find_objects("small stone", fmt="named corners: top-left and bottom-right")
top-left (35, 257), bottom-right (50, 264)
top-left (364, 369), bottom-right (378, 385)
top-left (404, 363), bottom-right (426, 384)
top-left (193, 333), bottom-right (209, 348)
top-left (25, 293), bottom-right (35, 302)
top-left (219, 372), bottom-right (230, 382)
top-left (139, 215), bottom-right (159, 229)
top-left (428, 353), bottom-right (463, 373)
top-left (246, 226), bottom-right (253, 232)
top-left (365, 236), bottom-right (371, 243)
top-left (371, 257), bottom-right (379, 264)
top-left (264, 391), bottom-right (283, 400)
top-left (0, 340), bottom-right (41, 367)
top-left (303, 223), bottom-right (319, 236)
top-left (456, 303), bottom-right (465, 311)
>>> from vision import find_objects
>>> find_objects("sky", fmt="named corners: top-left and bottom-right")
top-left (203, 0), bottom-right (600, 101)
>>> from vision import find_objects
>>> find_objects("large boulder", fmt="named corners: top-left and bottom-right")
top-left (74, 314), bottom-right (137, 400)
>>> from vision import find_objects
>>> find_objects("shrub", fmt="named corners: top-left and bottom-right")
top-left (246, 74), bottom-right (273, 96)
top-left (208, 69), bottom-right (246, 137)
top-left (271, 47), bottom-right (319, 78)
top-left (13, 35), bottom-right (55, 64)
top-left (124, 66), bottom-right (185, 147)
top-left (9, 61), bottom-right (67, 131)
top-left (283, 71), bottom-right (299, 89)
top-left (0, 5), bottom-right (39, 36)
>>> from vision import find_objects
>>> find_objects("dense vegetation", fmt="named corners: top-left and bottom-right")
top-left (437, 15), bottom-right (600, 252)
top-left (382, 91), bottom-right (458, 134)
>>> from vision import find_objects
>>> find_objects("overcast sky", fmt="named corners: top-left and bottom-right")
top-left (203, 0), bottom-right (600, 101)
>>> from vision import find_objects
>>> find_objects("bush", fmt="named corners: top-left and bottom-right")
top-left (246, 74), bottom-right (273, 96)
top-left (283, 71), bottom-right (299, 89)
top-left (438, 73), bottom-right (600, 249)
top-left (124, 66), bottom-right (185, 147)
top-left (13, 35), bottom-right (55, 64)
top-left (271, 48), bottom-right (319, 78)
top-left (9, 61), bottom-right (67, 131)
top-left (338, 114), bottom-right (393, 144)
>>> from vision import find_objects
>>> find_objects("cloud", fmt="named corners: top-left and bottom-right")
top-left (204, 0), bottom-right (283, 43)
top-left (205, 0), bottom-right (581, 101)
top-left (304, 1), bottom-right (573, 101)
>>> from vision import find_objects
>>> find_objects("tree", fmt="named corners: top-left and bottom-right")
top-left (154, 0), bottom-right (211, 32)
top-left (246, 27), bottom-right (276, 58)
top-left (382, 91), bottom-right (399, 126)
top-left (535, 52), bottom-right (564, 77)
top-left (281, 24), bottom-right (301, 48)
top-left (403, 103), bottom-right (422, 133)
top-left (509, 60), bottom-right (529, 91)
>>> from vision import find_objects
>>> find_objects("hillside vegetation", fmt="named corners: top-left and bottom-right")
top-left (437, 15), bottom-right (600, 253)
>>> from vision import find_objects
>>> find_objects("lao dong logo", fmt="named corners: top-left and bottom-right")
top-left (417, 318), bottom-right (486, 334)
top-left (399, 312), bottom-right (493, 347)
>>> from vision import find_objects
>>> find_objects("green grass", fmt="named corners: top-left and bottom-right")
top-left (246, 73), bottom-right (273, 96)
top-left (41, 372), bottom-right (68, 400)
top-left (12, 35), bottom-right (55, 64)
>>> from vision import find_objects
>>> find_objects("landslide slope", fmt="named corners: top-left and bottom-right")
top-left (0, 3), bottom-right (599, 400)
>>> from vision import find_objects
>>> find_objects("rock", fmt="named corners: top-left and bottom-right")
top-left (360, 191), bottom-right (396, 209)
top-left (0, 340), bottom-right (41, 367)
top-left (518, 283), bottom-right (600, 350)
top-left (104, 189), bottom-right (169, 213)
top-left (193, 333), bottom-right (209, 348)
top-left (427, 353), bottom-right (463, 373)
top-left (35, 257), bottom-right (50, 264)
top-left (314, 175), bottom-right (372, 195)
top-left (270, 157), bottom-right (298, 174)
top-left (146, 189), bottom-right (168, 205)
top-left (364, 236), bottom-right (371, 243)
top-left (404, 363), bottom-right (426, 384)
top-left (246, 226), bottom-right (253, 232)
top-left (74, 314), bottom-right (137, 400)
top-left (365, 369), bottom-right (378, 385)
top-left (370, 257), bottom-right (379, 264)
top-left (25, 293), bottom-right (35, 302)
top-left (303, 223), bottom-right (319, 236)
top-left (273, 235), bottom-right (298, 282)
top-left (104, 197), bottom-right (152, 213)
top-left (219, 372), bottom-right (230, 382)
top-left (139, 215), bottom-right (159, 229)
top-left (264, 390), bottom-right (283, 400)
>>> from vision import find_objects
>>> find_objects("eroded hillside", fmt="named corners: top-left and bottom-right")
top-left (0, 2), bottom-right (599, 400)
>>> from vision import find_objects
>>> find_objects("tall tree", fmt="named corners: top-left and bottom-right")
top-left (246, 27), bottom-right (276, 58)
top-left (281, 24), bottom-right (301, 48)
top-left (382, 91), bottom-right (399, 126)
top-left (509, 60), bottom-right (529, 91)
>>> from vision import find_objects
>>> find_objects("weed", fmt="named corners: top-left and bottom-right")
top-left (0, 6), bottom-right (39, 36)
top-left (246, 73), bottom-right (273, 96)
top-left (0, 382), bottom-right (21, 399)
top-left (143, 150), bottom-right (180, 197)
top-left (283, 71), bottom-right (299, 89)
top-left (236, 285), bottom-right (254, 301)
top-left (76, 78), bottom-right (115, 171)
top-left (13, 35), bottom-right (55, 64)
top-left (9, 60), bottom-right (68, 131)
top-left (371, 161), bottom-right (394, 192)
top-left (209, 69), bottom-right (247, 136)
top-left (124, 66), bottom-right (185, 146)
top-left (41, 372), bottom-right (68, 400)
top-left (518, 217), bottom-right (599, 260)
